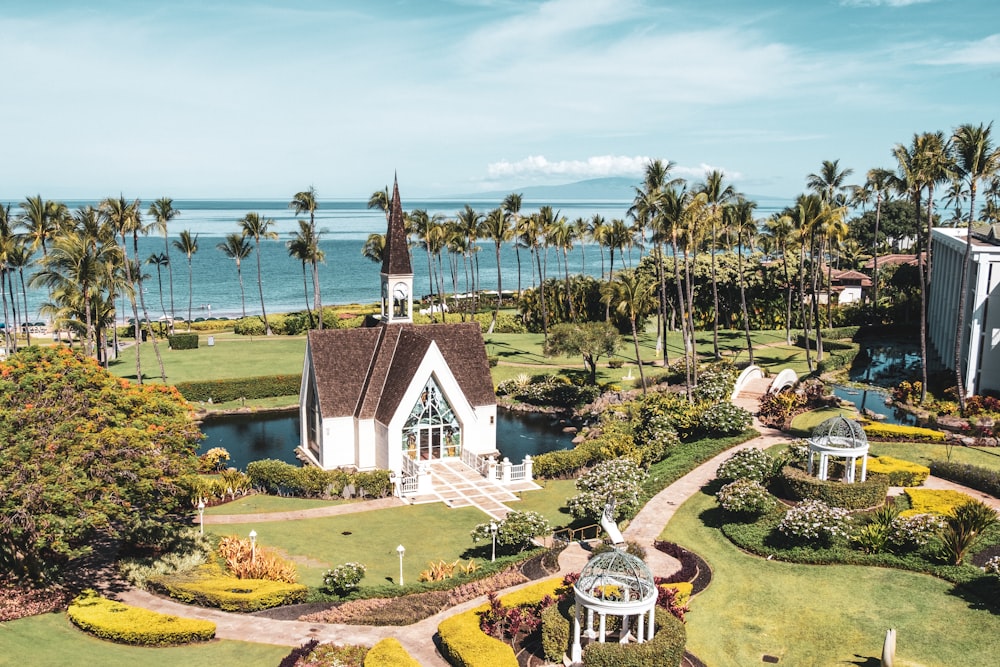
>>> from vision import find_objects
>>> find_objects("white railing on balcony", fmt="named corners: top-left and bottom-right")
top-left (401, 455), bottom-right (420, 478)
top-left (510, 461), bottom-right (526, 481)
top-left (462, 448), bottom-right (490, 477)
top-left (400, 476), bottom-right (418, 495)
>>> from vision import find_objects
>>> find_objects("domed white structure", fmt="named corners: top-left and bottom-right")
top-left (570, 547), bottom-right (658, 663)
top-left (806, 416), bottom-right (870, 483)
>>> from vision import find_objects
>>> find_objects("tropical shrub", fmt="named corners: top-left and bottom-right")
top-left (716, 479), bottom-right (776, 517)
top-left (471, 510), bottom-right (552, 554)
top-left (199, 446), bottom-right (230, 472)
top-left (938, 499), bottom-right (998, 565)
top-left (323, 562), bottom-right (367, 596)
top-left (777, 499), bottom-right (851, 545)
top-left (757, 389), bottom-right (807, 428)
top-left (888, 513), bottom-right (944, 550)
top-left (285, 641), bottom-right (369, 667)
top-left (218, 536), bottom-right (298, 582)
top-left (568, 457), bottom-right (645, 521)
top-left (541, 603), bottom-right (571, 663)
top-left (67, 590), bottom-right (215, 646)
top-left (863, 456), bottom-right (930, 486)
top-left (985, 555), bottom-right (1000, 578)
top-left (364, 638), bottom-right (421, 667)
top-left (892, 380), bottom-right (923, 405)
top-left (716, 448), bottom-right (777, 483)
top-left (691, 362), bottom-right (739, 403)
top-left (233, 316), bottom-right (266, 336)
top-left (698, 401), bottom-right (753, 437)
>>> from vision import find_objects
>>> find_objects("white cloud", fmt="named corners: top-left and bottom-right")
top-left (922, 34), bottom-right (1000, 65)
top-left (487, 155), bottom-right (652, 179)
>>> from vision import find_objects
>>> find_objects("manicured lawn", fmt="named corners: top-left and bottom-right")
top-left (106, 334), bottom-right (307, 383)
top-left (660, 488), bottom-right (1000, 666)
top-left (788, 406), bottom-right (857, 436)
top-left (512, 479), bottom-right (577, 529)
top-left (869, 441), bottom-right (1000, 472)
top-left (203, 494), bottom-right (349, 516)
top-left (0, 612), bottom-right (288, 667)
top-left (205, 503), bottom-right (492, 588)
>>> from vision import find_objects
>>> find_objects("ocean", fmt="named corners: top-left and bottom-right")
top-left (7, 196), bottom-right (793, 322)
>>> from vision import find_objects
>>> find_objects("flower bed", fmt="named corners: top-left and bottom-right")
top-left (67, 590), bottom-right (215, 646)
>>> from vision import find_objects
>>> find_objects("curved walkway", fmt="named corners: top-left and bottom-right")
top-left (121, 418), bottom-right (999, 665)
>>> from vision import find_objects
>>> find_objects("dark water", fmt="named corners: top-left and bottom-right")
top-left (198, 408), bottom-right (572, 470)
top-left (829, 384), bottom-right (916, 426)
top-left (829, 340), bottom-right (922, 426)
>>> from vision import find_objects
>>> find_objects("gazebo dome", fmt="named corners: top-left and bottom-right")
top-left (811, 415), bottom-right (869, 449)
top-left (807, 416), bottom-right (870, 483)
top-left (575, 548), bottom-right (657, 613)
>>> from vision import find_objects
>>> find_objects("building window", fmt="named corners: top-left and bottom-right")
top-left (403, 376), bottom-right (461, 460)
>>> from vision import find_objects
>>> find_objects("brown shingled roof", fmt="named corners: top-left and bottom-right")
top-left (381, 176), bottom-right (413, 277)
top-left (308, 322), bottom-right (495, 422)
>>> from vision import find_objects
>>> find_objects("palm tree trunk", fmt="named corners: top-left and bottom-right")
top-left (684, 247), bottom-right (698, 386)
top-left (799, 242), bottom-right (813, 373)
top-left (187, 260), bottom-right (194, 332)
top-left (711, 218), bottom-right (720, 360)
top-left (238, 265), bottom-right (247, 319)
top-left (491, 241), bottom-right (502, 333)
top-left (436, 252), bottom-right (448, 323)
top-left (120, 238), bottom-right (143, 383)
top-left (631, 316), bottom-right (646, 395)
top-left (165, 233), bottom-right (175, 319)
top-left (563, 249), bottom-right (574, 321)
top-left (535, 244), bottom-right (548, 341)
top-left (782, 251), bottom-right (792, 345)
top-left (255, 244), bottom-right (271, 335)
top-left (738, 238), bottom-right (754, 365)
top-left (954, 184), bottom-right (978, 409)
top-left (310, 211), bottom-right (322, 330)
top-left (18, 269), bottom-right (31, 347)
top-left (134, 233), bottom-right (166, 383)
top-left (872, 194), bottom-right (882, 325)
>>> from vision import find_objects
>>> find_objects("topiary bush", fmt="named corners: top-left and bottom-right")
top-left (716, 479), bottom-right (777, 517)
top-left (67, 590), bottom-right (215, 646)
top-left (364, 638), bottom-right (421, 667)
top-left (780, 465), bottom-right (890, 510)
top-left (581, 608), bottom-right (686, 667)
top-left (174, 374), bottom-right (301, 403)
top-left (168, 333), bottom-right (199, 350)
top-left (716, 448), bottom-right (776, 483)
top-left (863, 422), bottom-right (945, 443)
top-left (541, 602), bottom-right (571, 663)
top-left (777, 499), bottom-right (851, 546)
top-left (233, 316), bottom-right (266, 336)
top-left (148, 567), bottom-right (307, 612)
top-left (864, 456), bottom-right (930, 487)
top-left (438, 603), bottom-right (517, 667)
top-left (929, 461), bottom-right (1000, 498)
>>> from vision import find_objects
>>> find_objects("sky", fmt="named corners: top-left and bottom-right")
top-left (1, 0), bottom-right (998, 200)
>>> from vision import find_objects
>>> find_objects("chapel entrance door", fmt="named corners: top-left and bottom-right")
top-left (418, 426), bottom-right (443, 460)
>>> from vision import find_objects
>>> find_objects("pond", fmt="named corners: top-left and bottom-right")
top-left (198, 408), bottom-right (573, 471)
top-left (829, 384), bottom-right (917, 426)
top-left (828, 339), bottom-right (923, 426)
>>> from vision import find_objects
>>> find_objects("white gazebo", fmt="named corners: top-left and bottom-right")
top-left (570, 548), bottom-right (658, 663)
top-left (807, 416), bottom-right (870, 483)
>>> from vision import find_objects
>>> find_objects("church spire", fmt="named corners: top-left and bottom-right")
top-left (381, 174), bottom-right (412, 276)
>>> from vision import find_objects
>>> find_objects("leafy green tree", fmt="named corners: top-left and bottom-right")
top-left (217, 233), bottom-right (252, 319)
top-left (289, 188), bottom-right (323, 329)
top-left (172, 230), bottom-right (199, 331)
top-left (287, 220), bottom-right (323, 328)
top-left (0, 347), bottom-right (200, 582)
top-left (147, 197), bottom-right (180, 319)
top-left (240, 212), bottom-right (278, 335)
top-left (544, 321), bottom-right (621, 385)
top-left (602, 269), bottom-right (655, 394)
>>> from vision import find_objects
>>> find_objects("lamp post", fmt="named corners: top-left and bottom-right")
top-left (396, 544), bottom-right (405, 586)
top-left (249, 529), bottom-right (257, 563)
top-left (197, 499), bottom-right (205, 535)
top-left (489, 521), bottom-right (498, 562)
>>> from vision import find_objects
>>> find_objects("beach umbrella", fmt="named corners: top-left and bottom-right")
top-left (880, 628), bottom-right (896, 667)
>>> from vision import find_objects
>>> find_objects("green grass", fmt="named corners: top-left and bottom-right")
top-left (203, 494), bottom-right (349, 516)
top-left (510, 479), bottom-right (577, 529)
top-left (205, 503), bottom-right (492, 588)
top-left (788, 406), bottom-right (857, 436)
top-left (661, 488), bottom-right (1000, 667)
top-left (106, 334), bottom-right (307, 383)
top-left (868, 441), bottom-right (1000, 472)
top-left (0, 612), bottom-right (288, 667)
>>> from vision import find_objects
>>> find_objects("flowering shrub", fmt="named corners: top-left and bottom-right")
top-left (199, 447), bottom-right (230, 473)
top-left (471, 510), bottom-right (551, 554)
top-left (567, 457), bottom-right (645, 521)
top-left (698, 401), bottom-right (753, 436)
top-left (716, 479), bottom-right (776, 516)
top-left (892, 380), bottom-right (923, 404)
top-left (716, 448), bottom-right (776, 483)
top-left (985, 555), bottom-right (1000, 577)
top-left (497, 375), bottom-right (600, 407)
top-left (692, 362), bottom-right (739, 403)
top-left (322, 562), bottom-right (366, 596)
top-left (778, 500), bottom-right (851, 545)
top-left (888, 514), bottom-right (944, 550)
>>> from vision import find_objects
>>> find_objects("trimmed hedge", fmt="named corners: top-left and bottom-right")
top-left (67, 590), bottom-right (215, 646)
top-left (148, 571), bottom-right (307, 612)
top-left (438, 603), bottom-right (517, 667)
top-left (903, 488), bottom-right (976, 516)
top-left (541, 603), bottom-right (571, 663)
top-left (168, 333), bottom-right (199, 350)
top-left (815, 339), bottom-right (860, 374)
top-left (930, 461), bottom-right (1000, 498)
top-left (364, 638), bottom-right (421, 667)
top-left (780, 465), bottom-right (890, 509)
top-left (246, 459), bottom-right (392, 498)
top-left (582, 608), bottom-right (686, 667)
top-left (863, 422), bottom-right (946, 443)
top-left (175, 374), bottom-right (301, 402)
top-left (863, 456), bottom-right (929, 487)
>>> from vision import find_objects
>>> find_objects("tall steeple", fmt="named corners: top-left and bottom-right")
top-left (380, 174), bottom-right (414, 323)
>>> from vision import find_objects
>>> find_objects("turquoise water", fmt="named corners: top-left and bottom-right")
top-left (9, 197), bottom-right (792, 322)
top-left (198, 408), bottom-right (572, 470)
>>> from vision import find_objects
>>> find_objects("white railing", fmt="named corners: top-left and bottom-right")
top-left (510, 462), bottom-right (526, 481)
top-left (462, 448), bottom-right (490, 476)
top-left (401, 455), bottom-right (419, 478)
top-left (401, 476), bottom-right (418, 495)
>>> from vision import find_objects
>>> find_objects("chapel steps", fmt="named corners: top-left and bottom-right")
top-left (403, 458), bottom-right (540, 520)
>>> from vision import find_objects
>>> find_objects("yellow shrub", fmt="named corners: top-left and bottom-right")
top-left (438, 603), bottom-right (517, 667)
top-left (903, 488), bottom-right (976, 517)
top-left (364, 638), bottom-right (421, 667)
top-left (67, 590), bottom-right (215, 646)
top-left (149, 565), bottom-right (307, 612)
top-left (863, 422), bottom-right (946, 443)
top-left (497, 576), bottom-right (564, 607)
top-left (218, 535), bottom-right (298, 583)
top-left (864, 456), bottom-right (930, 487)
top-left (659, 581), bottom-right (693, 607)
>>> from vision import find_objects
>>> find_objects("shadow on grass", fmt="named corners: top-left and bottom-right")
top-left (946, 575), bottom-right (1000, 615)
top-left (848, 656), bottom-right (880, 666)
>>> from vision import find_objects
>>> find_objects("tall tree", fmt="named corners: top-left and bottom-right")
top-left (727, 198), bottom-right (758, 365)
top-left (603, 269), bottom-right (655, 394)
top-left (807, 159), bottom-right (855, 206)
top-left (145, 252), bottom-right (170, 317)
top-left (952, 122), bottom-right (1000, 409)
top-left (18, 194), bottom-right (56, 257)
top-left (698, 170), bottom-right (736, 359)
top-left (172, 230), bottom-right (199, 332)
top-left (361, 232), bottom-right (385, 264)
top-left (763, 213), bottom-right (796, 344)
top-left (861, 167), bottom-right (895, 324)
top-left (147, 198), bottom-right (180, 319)
top-left (367, 186), bottom-right (390, 222)
top-left (240, 212), bottom-right (278, 335)
top-left (287, 220), bottom-right (323, 327)
top-left (217, 233), bottom-right (252, 319)
top-left (481, 207), bottom-right (510, 332)
top-left (289, 188), bottom-right (323, 328)
top-left (502, 193), bottom-right (524, 296)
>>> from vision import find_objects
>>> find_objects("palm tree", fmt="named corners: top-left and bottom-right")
top-left (546, 213), bottom-right (576, 321)
top-left (289, 188), bottom-right (322, 328)
top-left (455, 205), bottom-right (483, 313)
top-left (18, 194), bottom-right (56, 257)
top-left (698, 170), bottom-right (736, 359)
top-left (0, 204), bottom-right (17, 353)
top-left (603, 269), bottom-right (655, 394)
top-left (217, 233), bottom-right (252, 319)
top-left (147, 197), bottom-right (180, 319)
top-left (411, 209), bottom-right (446, 321)
top-left (361, 232), bottom-right (385, 264)
top-left (240, 212), bottom-right (278, 335)
top-left (764, 213), bottom-right (796, 344)
top-left (368, 186), bottom-right (390, 222)
top-left (287, 220), bottom-right (323, 327)
top-left (501, 193), bottom-right (524, 296)
top-left (807, 159), bottom-right (855, 206)
top-left (588, 214), bottom-right (609, 280)
top-left (481, 207), bottom-right (510, 332)
top-left (952, 122), bottom-right (1000, 408)
top-left (102, 196), bottom-right (166, 383)
top-left (728, 198), bottom-right (758, 364)
top-left (145, 252), bottom-right (170, 317)
top-left (172, 230), bottom-right (199, 331)
top-left (862, 168), bottom-right (895, 323)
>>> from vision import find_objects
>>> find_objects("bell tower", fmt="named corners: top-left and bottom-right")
top-left (380, 176), bottom-right (413, 324)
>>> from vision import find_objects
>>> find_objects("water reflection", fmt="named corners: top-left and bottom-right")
top-left (198, 408), bottom-right (572, 470)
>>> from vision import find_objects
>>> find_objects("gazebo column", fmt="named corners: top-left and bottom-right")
top-left (599, 612), bottom-right (607, 643)
top-left (586, 608), bottom-right (595, 638)
top-left (636, 612), bottom-right (645, 644)
top-left (647, 607), bottom-right (655, 640)
top-left (861, 455), bottom-right (868, 482)
top-left (571, 601), bottom-right (583, 663)
top-left (807, 449), bottom-right (815, 476)
top-left (620, 614), bottom-right (630, 643)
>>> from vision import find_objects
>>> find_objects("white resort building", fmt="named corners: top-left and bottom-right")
top-left (928, 225), bottom-right (1000, 397)
top-left (298, 178), bottom-right (533, 500)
